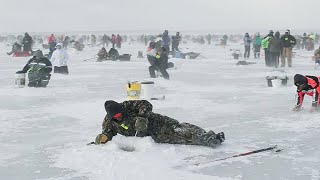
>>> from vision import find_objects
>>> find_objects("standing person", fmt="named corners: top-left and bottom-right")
top-left (268, 31), bottom-right (283, 68)
top-left (48, 34), bottom-right (56, 44)
top-left (162, 30), bottom-right (170, 54)
top-left (22, 32), bottom-right (33, 54)
top-left (302, 33), bottom-right (308, 49)
top-left (280, 29), bottom-right (296, 67)
top-left (243, 33), bottom-right (251, 58)
top-left (93, 100), bottom-right (225, 148)
top-left (206, 34), bottom-right (212, 45)
top-left (50, 43), bottom-right (69, 74)
top-left (102, 34), bottom-right (109, 47)
top-left (261, 30), bottom-right (274, 66)
top-left (253, 33), bottom-right (262, 59)
top-left (63, 36), bottom-right (70, 49)
top-left (116, 34), bottom-right (122, 48)
top-left (171, 32), bottom-right (181, 52)
top-left (111, 34), bottom-right (116, 48)
top-left (91, 35), bottom-right (97, 46)
top-left (144, 35), bottom-right (148, 46)
top-left (149, 47), bottom-right (169, 80)
top-left (293, 74), bottom-right (320, 112)
top-left (16, 50), bottom-right (52, 87)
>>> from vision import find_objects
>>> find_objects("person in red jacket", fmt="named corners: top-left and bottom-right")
top-left (293, 74), bottom-right (320, 112)
top-left (48, 34), bottom-right (56, 44)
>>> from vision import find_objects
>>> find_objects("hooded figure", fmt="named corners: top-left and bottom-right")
top-left (22, 32), bottom-right (33, 53)
top-left (293, 74), bottom-right (320, 111)
top-left (94, 100), bottom-right (225, 148)
top-left (50, 43), bottom-right (69, 74)
top-left (253, 33), bottom-right (262, 58)
top-left (243, 33), bottom-right (251, 58)
top-left (162, 30), bottom-right (170, 53)
top-left (268, 31), bottom-right (283, 67)
top-left (17, 50), bottom-right (52, 87)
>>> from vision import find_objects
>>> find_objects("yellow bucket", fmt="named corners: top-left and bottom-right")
top-left (126, 81), bottom-right (141, 100)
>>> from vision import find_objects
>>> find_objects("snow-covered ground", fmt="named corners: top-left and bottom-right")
top-left (0, 39), bottom-right (319, 180)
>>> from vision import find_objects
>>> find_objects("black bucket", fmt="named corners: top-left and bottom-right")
top-left (119, 54), bottom-right (131, 61)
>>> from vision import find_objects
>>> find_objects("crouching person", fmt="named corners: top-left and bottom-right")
top-left (93, 100), bottom-right (225, 148)
top-left (16, 50), bottom-right (52, 87)
top-left (97, 47), bottom-right (108, 61)
top-left (293, 74), bottom-right (320, 112)
top-left (149, 47), bottom-right (170, 79)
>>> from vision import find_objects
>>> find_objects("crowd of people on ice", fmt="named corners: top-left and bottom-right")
top-left (2, 29), bottom-right (320, 147)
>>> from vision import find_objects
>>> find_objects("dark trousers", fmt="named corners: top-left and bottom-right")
top-left (253, 45), bottom-right (261, 58)
top-left (270, 52), bottom-right (280, 68)
top-left (264, 49), bottom-right (271, 66)
top-left (244, 45), bottom-right (250, 58)
top-left (149, 66), bottom-right (169, 79)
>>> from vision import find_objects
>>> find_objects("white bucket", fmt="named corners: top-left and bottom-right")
top-left (140, 81), bottom-right (155, 100)
top-left (15, 73), bottom-right (25, 88)
top-left (271, 79), bottom-right (282, 88)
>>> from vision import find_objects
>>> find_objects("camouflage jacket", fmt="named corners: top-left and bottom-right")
top-left (102, 100), bottom-right (153, 140)
top-left (101, 100), bottom-right (182, 142)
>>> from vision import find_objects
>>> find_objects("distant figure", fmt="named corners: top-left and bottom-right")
top-left (7, 42), bottom-right (22, 56)
top-left (171, 32), bottom-right (181, 52)
top-left (162, 30), bottom-right (170, 54)
top-left (116, 34), bottom-right (122, 48)
top-left (63, 36), bottom-right (70, 49)
top-left (111, 34), bottom-right (116, 48)
top-left (91, 35), bottom-right (97, 46)
top-left (108, 48), bottom-right (119, 60)
top-left (253, 33), bottom-right (262, 59)
top-left (22, 32), bottom-right (33, 54)
top-left (97, 47), bottom-right (108, 61)
top-left (102, 34), bottom-right (109, 47)
top-left (243, 33), bottom-right (251, 58)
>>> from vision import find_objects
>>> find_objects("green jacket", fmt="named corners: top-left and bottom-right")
top-left (261, 36), bottom-right (272, 49)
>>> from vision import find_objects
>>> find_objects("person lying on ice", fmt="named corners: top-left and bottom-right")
top-left (293, 74), bottom-right (320, 112)
top-left (94, 100), bottom-right (225, 148)
top-left (16, 50), bottom-right (52, 87)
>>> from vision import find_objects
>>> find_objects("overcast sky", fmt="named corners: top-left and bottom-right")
top-left (0, 0), bottom-right (319, 33)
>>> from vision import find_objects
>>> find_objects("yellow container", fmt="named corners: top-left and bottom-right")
top-left (126, 81), bottom-right (141, 100)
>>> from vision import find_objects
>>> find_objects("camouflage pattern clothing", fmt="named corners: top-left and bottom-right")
top-left (101, 100), bottom-right (224, 148)
top-left (19, 51), bottom-right (52, 87)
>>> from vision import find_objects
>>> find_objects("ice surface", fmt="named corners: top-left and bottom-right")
top-left (0, 39), bottom-right (320, 180)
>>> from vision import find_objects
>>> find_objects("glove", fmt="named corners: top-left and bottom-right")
top-left (95, 133), bottom-right (109, 144)
top-left (134, 117), bottom-right (148, 132)
top-left (292, 105), bottom-right (302, 111)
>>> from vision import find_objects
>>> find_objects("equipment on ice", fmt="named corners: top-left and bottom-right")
top-left (15, 72), bottom-right (26, 88)
top-left (192, 145), bottom-right (281, 166)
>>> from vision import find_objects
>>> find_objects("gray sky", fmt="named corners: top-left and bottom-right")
top-left (0, 0), bottom-right (319, 33)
